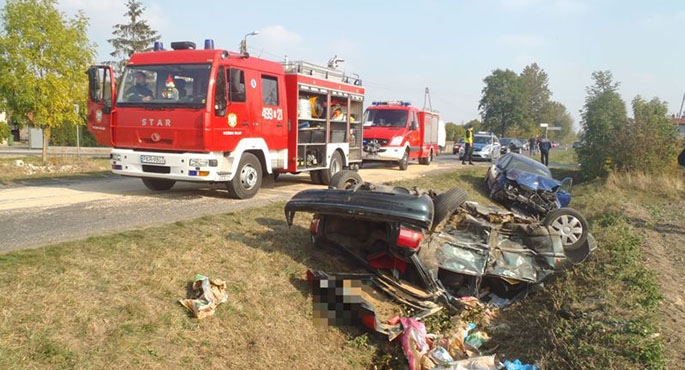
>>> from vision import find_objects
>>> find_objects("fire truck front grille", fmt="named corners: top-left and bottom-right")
top-left (142, 165), bottom-right (171, 174)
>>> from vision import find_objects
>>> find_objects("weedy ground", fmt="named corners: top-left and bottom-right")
top-left (0, 150), bottom-right (682, 369)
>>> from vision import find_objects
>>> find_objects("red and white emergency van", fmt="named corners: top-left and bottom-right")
top-left (86, 39), bottom-right (364, 199)
top-left (361, 101), bottom-right (440, 170)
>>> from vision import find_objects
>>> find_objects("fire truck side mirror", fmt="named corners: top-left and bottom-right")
top-left (86, 67), bottom-right (101, 103)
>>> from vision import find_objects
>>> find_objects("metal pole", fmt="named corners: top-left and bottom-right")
top-left (74, 104), bottom-right (80, 157)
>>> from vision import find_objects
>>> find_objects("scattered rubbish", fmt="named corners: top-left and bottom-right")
top-left (179, 274), bottom-right (228, 319)
top-left (502, 359), bottom-right (539, 370)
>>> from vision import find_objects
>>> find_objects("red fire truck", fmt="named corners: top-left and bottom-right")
top-left (361, 101), bottom-right (440, 170)
top-left (86, 39), bottom-right (364, 199)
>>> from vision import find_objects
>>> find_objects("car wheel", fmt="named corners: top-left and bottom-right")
top-left (328, 170), bottom-right (362, 190)
top-left (141, 178), bottom-right (176, 191)
top-left (543, 207), bottom-right (589, 252)
top-left (431, 187), bottom-right (468, 232)
top-left (398, 150), bottom-right (409, 171)
top-left (226, 152), bottom-right (262, 199)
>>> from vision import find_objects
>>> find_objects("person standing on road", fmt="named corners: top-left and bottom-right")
top-left (539, 137), bottom-right (552, 166)
top-left (462, 125), bottom-right (474, 165)
top-left (529, 136), bottom-right (537, 155)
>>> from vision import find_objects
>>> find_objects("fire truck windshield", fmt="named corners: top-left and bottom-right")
top-left (363, 109), bottom-right (408, 128)
top-left (117, 64), bottom-right (211, 107)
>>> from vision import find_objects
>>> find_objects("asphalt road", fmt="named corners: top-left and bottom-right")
top-left (0, 153), bottom-right (484, 253)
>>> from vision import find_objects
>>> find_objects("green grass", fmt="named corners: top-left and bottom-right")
top-left (0, 160), bottom-right (677, 369)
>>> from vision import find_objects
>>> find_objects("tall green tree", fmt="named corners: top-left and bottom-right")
top-left (0, 0), bottom-right (94, 162)
top-left (479, 69), bottom-right (528, 137)
top-left (520, 63), bottom-right (551, 129)
top-left (108, 0), bottom-right (160, 75)
top-left (612, 96), bottom-right (679, 173)
top-left (540, 101), bottom-right (573, 142)
top-left (577, 71), bottom-right (627, 178)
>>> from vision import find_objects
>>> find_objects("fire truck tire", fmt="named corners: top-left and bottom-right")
top-left (226, 153), bottom-right (262, 199)
top-left (431, 187), bottom-right (468, 232)
top-left (328, 170), bottom-right (362, 190)
top-left (398, 150), bottom-right (409, 171)
top-left (310, 170), bottom-right (322, 184)
top-left (419, 149), bottom-right (434, 165)
top-left (141, 178), bottom-right (176, 191)
top-left (320, 151), bottom-right (343, 185)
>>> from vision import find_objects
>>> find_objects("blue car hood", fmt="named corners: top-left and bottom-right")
top-left (506, 169), bottom-right (560, 191)
top-left (505, 169), bottom-right (571, 207)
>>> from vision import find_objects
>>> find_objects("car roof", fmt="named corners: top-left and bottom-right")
top-left (500, 152), bottom-right (551, 176)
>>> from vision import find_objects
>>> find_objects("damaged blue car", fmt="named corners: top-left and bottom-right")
top-left (484, 153), bottom-right (588, 252)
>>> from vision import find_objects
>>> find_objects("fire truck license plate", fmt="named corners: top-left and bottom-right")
top-left (140, 155), bottom-right (166, 165)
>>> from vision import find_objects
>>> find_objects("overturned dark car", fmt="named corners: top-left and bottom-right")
top-left (285, 172), bottom-right (595, 328)
top-left (484, 153), bottom-right (588, 252)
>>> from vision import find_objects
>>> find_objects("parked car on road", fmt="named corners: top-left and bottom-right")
top-left (459, 132), bottom-right (501, 161)
top-left (484, 153), bottom-right (588, 252)
top-left (500, 138), bottom-right (526, 154)
top-left (452, 138), bottom-right (464, 155)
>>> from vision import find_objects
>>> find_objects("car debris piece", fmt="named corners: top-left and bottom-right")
top-left (179, 274), bottom-right (228, 319)
top-left (285, 177), bottom-right (595, 316)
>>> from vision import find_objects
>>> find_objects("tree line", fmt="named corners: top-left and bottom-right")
top-left (0, 0), bottom-right (680, 176)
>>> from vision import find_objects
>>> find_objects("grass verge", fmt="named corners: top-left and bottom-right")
top-left (0, 156), bottom-right (111, 184)
top-left (0, 165), bottom-right (679, 369)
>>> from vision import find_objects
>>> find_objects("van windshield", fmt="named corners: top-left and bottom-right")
top-left (363, 109), bottom-right (408, 128)
top-left (117, 63), bottom-right (211, 108)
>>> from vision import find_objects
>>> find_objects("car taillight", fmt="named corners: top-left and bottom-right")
top-left (309, 218), bottom-right (320, 235)
top-left (396, 227), bottom-right (424, 249)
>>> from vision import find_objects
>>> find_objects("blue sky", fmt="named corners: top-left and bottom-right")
top-left (15, 0), bottom-right (685, 128)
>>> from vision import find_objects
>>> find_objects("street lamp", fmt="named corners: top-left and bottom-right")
top-left (240, 31), bottom-right (259, 55)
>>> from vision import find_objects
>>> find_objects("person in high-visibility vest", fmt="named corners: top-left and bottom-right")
top-left (462, 125), bottom-right (474, 165)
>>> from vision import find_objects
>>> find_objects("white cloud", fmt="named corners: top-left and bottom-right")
top-left (501, 34), bottom-right (545, 48)
top-left (555, 0), bottom-right (588, 14)
top-left (258, 25), bottom-right (303, 46)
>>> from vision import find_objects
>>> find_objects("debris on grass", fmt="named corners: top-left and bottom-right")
top-left (179, 274), bottom-right (228, 319)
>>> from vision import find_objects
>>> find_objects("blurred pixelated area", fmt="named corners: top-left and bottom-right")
top-left (310, 271), bottom-right (371, 328)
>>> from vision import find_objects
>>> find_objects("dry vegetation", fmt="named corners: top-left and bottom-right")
top-left (0, 156), bottom-right (111, 184)
top-left (0, 155), bottom-right (683, 369)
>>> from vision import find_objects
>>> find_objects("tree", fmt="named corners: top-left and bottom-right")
top-left (0, 0), bottom-right (94, 162)
top-left (540, 101), bottom-right (573, 142)
top-left (479, 69), bottom-right (528, 137)
top-left (577, 71), bottom-right (627, 178)
top-left (612, 96), bottom-right (679, 173)
top-left (108, 0), bottom-right (160, 75)
top-left (520, 63), bottom-right (552, 128)
top-left (445, 122), bottom-right (459, 142)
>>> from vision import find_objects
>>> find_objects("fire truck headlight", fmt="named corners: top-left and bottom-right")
top-left (111, 153), bottom-right (121, 161)
top-left (389, 136), bottom-right (403, 146)
top-left (189, 158), bottom-right (209, 167)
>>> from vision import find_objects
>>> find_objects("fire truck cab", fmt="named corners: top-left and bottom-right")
top-left (361, 101), bottom-right (440, 170)
top-left (86, 39), bottom-right (364, 199)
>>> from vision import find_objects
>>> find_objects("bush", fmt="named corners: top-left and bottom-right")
top-left (0, 122), bottom-right (9, 142)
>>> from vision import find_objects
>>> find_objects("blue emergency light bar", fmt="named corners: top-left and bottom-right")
top-left (371, 101), bottom-right (411, 106)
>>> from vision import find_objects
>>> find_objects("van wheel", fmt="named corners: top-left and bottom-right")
top-left (431, 187), bottom-right (468, 232)
top-left (398, 150), bottom-right (409, 171)
top-left (142, 178), bottom-right (176, 191)
top-left (329, 170), bottom-right (362, 190)
top-left (226, 153), bottom-right (262, 199)
top-left (320, 151), bottom-right (343, 185)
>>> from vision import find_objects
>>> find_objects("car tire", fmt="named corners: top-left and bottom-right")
top-left (398, 150), bottom-right (409, 171)
top-left (226, 152), bottom-right (262, 199)
top-left (543, 207), bottom-right (589, 252)
top-left (431, 187), bottom-right (468, 232)
top-left (328, 170), bottom-right (362, 190)
top-left (141, 178), bottom-right (176, 191)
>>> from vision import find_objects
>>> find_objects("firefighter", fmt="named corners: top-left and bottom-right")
top-left (462, 125), bottom-right (474, 165)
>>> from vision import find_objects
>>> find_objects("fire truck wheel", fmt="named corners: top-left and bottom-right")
top-left (310, 170), bottom-right (322, 184)
top-left (431, 187), bottom-right (468, 232)
top-left (141, 178), bottom-right (176, 191)
top-left (320, 151), bottom-right (343, 185)
top-left (398, 150), bottom-right (409, 171)
top-left (226, 153), bottom-right (262, 199)
top-left (419, 149), bottom-right (434, 165)
top-left (328, 170), bottom-right (362, 190)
